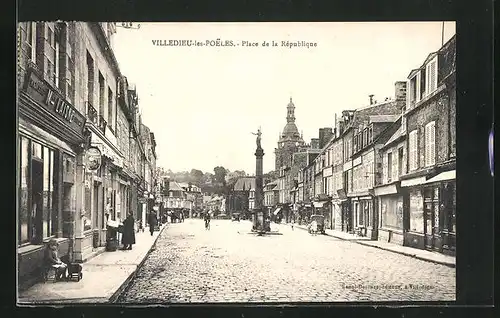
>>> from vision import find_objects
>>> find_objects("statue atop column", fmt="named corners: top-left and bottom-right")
top-left (251, 127), bottom-right (262, 149)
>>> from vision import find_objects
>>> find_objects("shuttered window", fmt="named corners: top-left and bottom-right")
top-left (426, 57), bottom-right (438, 94)
top-left (425, 121), bottom-right (436, 166)
top-left (409, 130), bottom-right (418, 171)
top-left (387, 152), bottom-right (392, 182)
top-left (26, 22), bottom-right (37, 62)
top-left (392, 150), bottom-right (398, 181)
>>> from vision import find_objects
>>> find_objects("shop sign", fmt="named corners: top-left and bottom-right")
top-left (86, 147), bottom-right (102, 171)
top-left (352, 156), bottom-right (362, 167)
top-left (23, 67), bottom-right (86, 134)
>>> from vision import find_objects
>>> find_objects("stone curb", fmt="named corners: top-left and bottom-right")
top-left (287, 223), bottom-right (455, 268)
top-left (107, 224), bottom-right (167, 303)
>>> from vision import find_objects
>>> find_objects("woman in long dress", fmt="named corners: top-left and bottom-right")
top-left (121, 212), bottom-right (136, 250)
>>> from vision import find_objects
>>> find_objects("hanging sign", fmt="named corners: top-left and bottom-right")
top-left (86, 146), bottom-right (102, 171)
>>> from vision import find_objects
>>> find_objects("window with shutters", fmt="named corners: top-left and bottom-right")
top-left (392, 150), bottom-right (398, 181)
top-left (25, 22), bottom-right (37, 62)
top-left (45, 25), bottom-right (61, 87)
top-left (383, 152), bottom-right (388, 184)
top-left (426, 57), bottom-right (438, 94)
top-left (409, 130), bottom-right (418, 171)
top-left (425, 121), bottom-right (436, 166)
top-left (398, 147), bottom-right (404, 177)
top-left (408, 72), bottom-right (421, 108)
top-left (387, 152), bottom-right (392, 182)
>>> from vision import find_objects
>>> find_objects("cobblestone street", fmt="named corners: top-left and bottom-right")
top-left (117, 219), bottom-right (455, 303)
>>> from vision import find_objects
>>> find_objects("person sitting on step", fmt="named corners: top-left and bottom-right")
top-left (44, 239), bottom-right (67, 281)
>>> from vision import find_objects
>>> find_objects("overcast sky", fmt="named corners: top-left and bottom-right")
top-left (112, 22), bottom-right (456, 175)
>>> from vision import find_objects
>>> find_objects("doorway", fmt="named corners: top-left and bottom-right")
top-left (31, 159), bottom-right (44, 244)
top-left (424, 187), bottom-right (441, 251)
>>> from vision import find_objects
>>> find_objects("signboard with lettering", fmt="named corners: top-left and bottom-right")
top-left (86, 147), bottom-right (102, 171)
top-left (23, 67), bottom-right (86, 135)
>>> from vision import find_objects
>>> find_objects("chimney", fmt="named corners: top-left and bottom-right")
top-left (369, 94), bottom-right (374, 105)
top-left (311, 138), bottom-right (320, 149)
top-left (395, 81), bottom-right (407, 101)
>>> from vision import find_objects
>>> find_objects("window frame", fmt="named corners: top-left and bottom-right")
top-left (425, 121), bottom-right (436, 167)
top-left (426, 56), bottom-right (438, 95)
top-left (409, 130), bottom-right (418, 171)
top-left (25, 22), bottom-right (37, 62)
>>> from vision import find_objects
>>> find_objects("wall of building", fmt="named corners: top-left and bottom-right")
top-left (406, 92), bottom-right (450, 167)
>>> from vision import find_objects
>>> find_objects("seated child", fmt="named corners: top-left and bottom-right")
top-left (44, 239), bottom-right (67, 281)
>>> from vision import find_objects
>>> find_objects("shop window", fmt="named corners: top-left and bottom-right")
top-left (19, 136), bottom-right (30, 245)
top-left (49, 150), bottom-right (57, 236)
top-left (409, 191), bottom-right (424, 233)
top-left (32, 141), bottom-right (42, 160)
top-left (42, 147), bottom-right (51, 238)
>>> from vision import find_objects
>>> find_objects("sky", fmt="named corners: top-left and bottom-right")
top-left (112, 22), bottom-right (456, 175)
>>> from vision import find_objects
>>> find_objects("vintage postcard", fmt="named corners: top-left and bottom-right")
top-left (16, 22), bottom-right (457, 304)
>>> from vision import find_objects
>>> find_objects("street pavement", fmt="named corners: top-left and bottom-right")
top-left (117, 219), bottom-right (456, 303)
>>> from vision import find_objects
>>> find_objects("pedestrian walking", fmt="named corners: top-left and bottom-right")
top-left (121, 212), bottom-right (136, 250)
top-left (148, 211), bottom-right (158, 236)
top-left (204, 212), bottom-right (211, 230)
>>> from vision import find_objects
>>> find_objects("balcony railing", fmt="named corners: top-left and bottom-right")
top-left (98, 115), bottom-right (107, 134)
top-left (86, 101), bottom-right (98, 124)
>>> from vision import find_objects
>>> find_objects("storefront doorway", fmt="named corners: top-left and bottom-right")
top-left (424, 187), bottom-right (441, 251)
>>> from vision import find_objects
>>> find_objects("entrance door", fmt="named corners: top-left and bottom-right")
top-left (31, 159), bottom-right (44, 244)
top-left (424, 187), bottom-right (440, 250)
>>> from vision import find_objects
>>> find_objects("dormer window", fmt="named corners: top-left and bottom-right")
top-left (408, 72), bottom-right (421, 107)
top-left (426, 56), bottom-right (438, 94)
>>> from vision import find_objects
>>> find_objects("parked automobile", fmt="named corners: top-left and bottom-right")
top-left (307, 214), bottom-right (325, 234)
top-left (231, 213), bottom-right (241, 222)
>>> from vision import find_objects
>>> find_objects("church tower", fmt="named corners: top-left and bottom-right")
top-left (274, 97), bottom-right (306, 170)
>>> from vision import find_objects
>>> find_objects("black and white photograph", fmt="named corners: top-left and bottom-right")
top-left (16, 21), bottom-right (460, 305)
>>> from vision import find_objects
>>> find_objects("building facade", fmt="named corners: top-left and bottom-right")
top-left (399, 35), bottom-right (456, 255)
top-left (17, 22), bottom-right (157, 289)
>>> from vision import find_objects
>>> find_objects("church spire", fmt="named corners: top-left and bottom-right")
top-left (287, 97), bottom-right (296, 123)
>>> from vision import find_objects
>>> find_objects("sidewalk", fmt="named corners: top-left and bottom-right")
top-left (287, 223), bottom-right (455, 268)
top-left (18, 224), bottom-right (167, 304)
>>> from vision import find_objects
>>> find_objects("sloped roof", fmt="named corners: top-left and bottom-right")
top-left (169, 181), bottom-right (184, 191)
top-left (369, 115), bottom-right (400, 123)
top-left (233, 177), bottom-right (256, 191)
top-left (382, 124), bottom-right (405, 149)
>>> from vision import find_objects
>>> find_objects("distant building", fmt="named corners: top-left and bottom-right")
top-left (227, 177), bottom-right (255, 218)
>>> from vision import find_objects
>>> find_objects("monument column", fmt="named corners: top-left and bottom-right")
top-left (252, 128), bottom-right (267, 233)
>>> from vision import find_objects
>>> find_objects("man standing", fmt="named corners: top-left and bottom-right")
top-left (148, 211), bottom-right (157, 236)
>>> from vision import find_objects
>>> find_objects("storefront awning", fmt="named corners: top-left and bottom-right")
top-left (374, 183), bottom-right (399, 196)
top-left (273, 208), bottom-right (282, 215)
top-left (401, 176), bottom-right (428, 187)
top-left (313, 201), bottom-right (327, 208)
top-left (424, 170), bottom-right (456, 184)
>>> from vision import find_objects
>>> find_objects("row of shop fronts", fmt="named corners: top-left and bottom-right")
top-left (17, 64), bottom-right (151, 289)
top-left (277, 168), bottom-right (455, 256)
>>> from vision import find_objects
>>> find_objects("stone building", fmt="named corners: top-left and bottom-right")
top-left (398, 35), bottom-right (456, 255)
top-left (16, 22), bottom-right (156, 290)
top-left (274, 98), bottom-right (307, 170)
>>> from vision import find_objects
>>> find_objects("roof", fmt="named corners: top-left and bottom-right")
top-left (168, 181), bottom-right (184, 192)
top-left (369, 115), bottom-right (400, 123)
top-left (382, 123), bottom-right (405, 149)
top-left (233, 177), bottom-right (256, 191)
